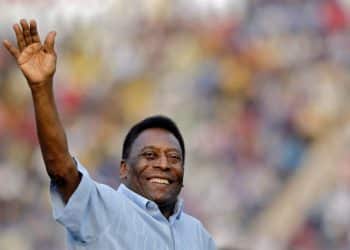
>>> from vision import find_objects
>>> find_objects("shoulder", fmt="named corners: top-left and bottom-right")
top-left (181, 212), bottom-right (211, 234)
top-left (74, 158), bottom-right (120, 199)
top-left (181, 212), bottom-right (202, 225)
top-left (180, 212), bottom-right (217, 249)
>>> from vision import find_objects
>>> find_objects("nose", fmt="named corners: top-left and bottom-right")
top-left (154, 154), bottom-right (169, 170)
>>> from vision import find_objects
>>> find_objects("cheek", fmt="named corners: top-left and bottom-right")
top-left (130, 162), bottom-right (151, 181)
top-left (175, 167), bottom-right (184, 179)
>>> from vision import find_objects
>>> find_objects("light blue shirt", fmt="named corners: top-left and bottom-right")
top-left (50, 160), bottom-right (217, 250)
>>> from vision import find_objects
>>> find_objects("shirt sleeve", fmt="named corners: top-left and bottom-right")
top-left (50, 159), bottom-right (120, 244)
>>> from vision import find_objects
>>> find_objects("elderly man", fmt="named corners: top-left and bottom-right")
top-left (3, 19), bottom-right (216, 250)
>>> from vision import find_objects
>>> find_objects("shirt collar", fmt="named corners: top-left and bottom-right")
top-left (118, 184), bottom-right (184, 220)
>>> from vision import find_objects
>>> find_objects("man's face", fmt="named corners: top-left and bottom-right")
top-left (121, 128), bottom-right (184, 207)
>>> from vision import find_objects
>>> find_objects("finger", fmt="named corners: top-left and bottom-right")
top-left (3, 40), bottom-right (20, 59)
top-left (29, 20), bottom-right (41, 43)
top-left (20, 19), bottom-right (33, 45)
top-left (43, 31), bottom-right (56, 54)
top-left (13, 24), bottom-right (26, 51)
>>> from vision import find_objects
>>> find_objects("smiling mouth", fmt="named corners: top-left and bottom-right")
top-left (148, 178), bottom-right (171, 185)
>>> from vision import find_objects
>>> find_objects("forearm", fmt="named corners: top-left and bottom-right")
top-left (4, 19), bottom-right (79, 202)
top-left (31, 79), bottom-right (80, 202)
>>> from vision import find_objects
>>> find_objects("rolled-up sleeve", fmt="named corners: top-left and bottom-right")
top-left (50, 159), bottom-right (119, 243)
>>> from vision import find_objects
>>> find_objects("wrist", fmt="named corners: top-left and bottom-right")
top-left (29, 78), bottom-right (53, 93)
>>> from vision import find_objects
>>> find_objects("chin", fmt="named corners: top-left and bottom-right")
top-left (154, 199), bottom-right (176, 208)
top-left (148, 192), bottom-right (173, 205)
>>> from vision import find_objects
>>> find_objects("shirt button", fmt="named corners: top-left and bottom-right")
top-left (146, 202), bottom-right (152, 210)
top-left (146, 202), bottom-right (156, 210)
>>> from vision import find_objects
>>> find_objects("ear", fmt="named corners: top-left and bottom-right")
top-left (120, 160), bottom-right (129, 181)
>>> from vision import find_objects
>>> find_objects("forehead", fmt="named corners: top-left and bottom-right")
top-left (131, 128), bottom-right (181, 153)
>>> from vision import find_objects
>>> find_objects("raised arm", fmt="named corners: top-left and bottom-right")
top-left (3, 19), bottom-right (80, 203)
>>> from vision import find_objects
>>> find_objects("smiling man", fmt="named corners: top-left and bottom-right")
top-left (121, 124), bottom-right (185, 219)
top-left (3, 19), bottom-right (216, 249)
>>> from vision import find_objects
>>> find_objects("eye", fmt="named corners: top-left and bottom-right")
top-left (167, 153), bottom-right (181, 164)
top-left (142, 151), bottom-right (157, 160)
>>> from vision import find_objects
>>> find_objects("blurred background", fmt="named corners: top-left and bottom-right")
top-left (1, 0), bottom-right (350, 249)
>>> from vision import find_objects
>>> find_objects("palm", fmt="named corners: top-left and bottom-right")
top-left (18, 43), bottom-right (56, 84)
top-left (3, 19), bottom-right (57, 86)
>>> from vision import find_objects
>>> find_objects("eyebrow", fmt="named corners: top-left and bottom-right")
top-left (140, 146), bottom-right (181, 154)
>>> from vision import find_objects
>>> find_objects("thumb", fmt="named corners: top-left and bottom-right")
top-left (3, 40), bottom-right (20, 59)
top-left (43, 31), bottom-right (56, 54)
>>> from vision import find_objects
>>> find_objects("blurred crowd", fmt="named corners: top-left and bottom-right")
top-left (2, 0), bottom-right (350, 249)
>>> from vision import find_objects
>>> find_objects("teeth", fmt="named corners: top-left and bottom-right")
top-left (149, 178), bottom-right (170, 184)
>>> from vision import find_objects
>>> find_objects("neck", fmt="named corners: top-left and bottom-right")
top-left (158, 202), bottom-right (176, 219)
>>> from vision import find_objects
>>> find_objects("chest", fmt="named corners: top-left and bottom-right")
top-left (79, 209), bottom-right (202, 250)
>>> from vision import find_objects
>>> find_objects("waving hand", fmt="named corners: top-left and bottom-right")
top-left (3, 19), bottom-right (57, 87)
